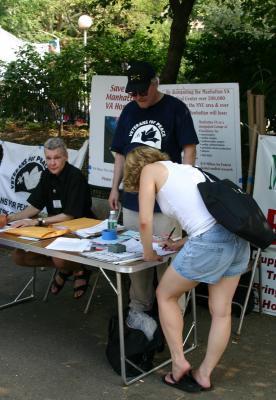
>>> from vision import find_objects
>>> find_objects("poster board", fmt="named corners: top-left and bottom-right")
top-left (89, 77), bottom-right (241, 188)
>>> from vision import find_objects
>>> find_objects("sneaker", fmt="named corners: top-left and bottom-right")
top-left (126, 309), bottom-right (157, 341)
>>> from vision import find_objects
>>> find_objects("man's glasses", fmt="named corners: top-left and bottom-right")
top-left (128, 89), bottom-right (149, 97)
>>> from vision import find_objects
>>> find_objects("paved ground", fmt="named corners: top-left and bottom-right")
top-left (0, 248), bottom-right (275, 400)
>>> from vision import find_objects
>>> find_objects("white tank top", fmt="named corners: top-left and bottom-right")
top-left (156, 161), bottom-right (216, 237)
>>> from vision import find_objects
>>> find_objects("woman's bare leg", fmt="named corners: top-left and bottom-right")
top-left (156, 265), bottom-right (197, 382)
top-left (193, 275), bottom-right (241, 388)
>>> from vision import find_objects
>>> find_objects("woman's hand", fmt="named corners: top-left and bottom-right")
top-left (143, 249), bottom-right (163, 262)
top-left (160, 237), bottom-right (187, 251)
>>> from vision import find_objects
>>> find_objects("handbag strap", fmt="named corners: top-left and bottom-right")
top-left (193, 166), bottom-right (219, 182)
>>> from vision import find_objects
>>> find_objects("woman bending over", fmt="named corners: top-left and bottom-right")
top-left (124, 146), bottom-right (250, 393)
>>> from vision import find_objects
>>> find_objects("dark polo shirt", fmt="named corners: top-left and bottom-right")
top-left (28, 162), bottom-right (92, 217)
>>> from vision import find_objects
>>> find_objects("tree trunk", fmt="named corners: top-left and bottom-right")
top-left (160, 0), bottom-right (196, 84)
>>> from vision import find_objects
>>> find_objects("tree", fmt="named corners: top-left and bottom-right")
top-left (160, 0), bottom-right (196, 83)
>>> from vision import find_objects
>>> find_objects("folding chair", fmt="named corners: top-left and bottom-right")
top-left (0, 267), bottom-right (37, 310)
top-left (233, 247), bottom-right (262, 340)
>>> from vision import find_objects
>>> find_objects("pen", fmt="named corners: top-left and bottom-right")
top-left (162, 227), bottom-right (176, 249)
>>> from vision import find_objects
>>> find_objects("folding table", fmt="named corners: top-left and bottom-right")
top-left (0, 232), bottom-right (198, 385)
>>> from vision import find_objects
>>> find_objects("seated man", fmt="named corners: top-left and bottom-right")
top-left (4, 137), bottom-right (93, 299)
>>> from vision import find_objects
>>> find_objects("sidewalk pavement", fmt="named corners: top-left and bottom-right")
top-left (0, 248), bottom-right (275, 400)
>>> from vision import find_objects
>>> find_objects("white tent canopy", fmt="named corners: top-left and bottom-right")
top-left (0, 27), bottom-right (49, 63)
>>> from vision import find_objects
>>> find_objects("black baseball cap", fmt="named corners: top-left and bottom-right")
top-left (125, 61), bottom-right (156, 93)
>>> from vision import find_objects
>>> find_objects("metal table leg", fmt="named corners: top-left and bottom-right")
top-left (115, 273), bottom-right (198, 386)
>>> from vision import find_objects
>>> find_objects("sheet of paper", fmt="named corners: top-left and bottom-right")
top-left (124, 238), bottom-right (143, 252)
top-left (123, 238), bottom-right (176, 256)
top-left (120, 230), bottom-right (164, 242)
top-left (153, 243), bottom-right (176, 256)
top-left (46, 237), bottom-right (91, 252)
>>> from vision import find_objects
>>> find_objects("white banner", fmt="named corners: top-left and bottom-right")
top-left (253, 135), bottom-right (276, 316)
top-left (253, 135), bottom-right (276, 247)
top-left (253, 250), bottom-right (276, 316)
top-left (89, 76), bottom-right (241, 188)
top-left (0, 140), bottom-right (88, 215)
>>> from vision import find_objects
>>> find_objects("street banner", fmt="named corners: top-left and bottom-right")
top-left (253, 135), bottom-right (276, 246)
top-left (89, 76), bottom-right (241, 188)
top-left (0, 140), bottom-right (88, 215)
top-left (253, 250), bottom-right (276, 316)
top-left (253, 135), bottom-right (276, 315)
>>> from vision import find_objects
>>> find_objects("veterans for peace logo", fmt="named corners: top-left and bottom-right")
top-left (130, 120), bottom-right (166, 150)
top-left (10, 155), bottom-right (47, 193)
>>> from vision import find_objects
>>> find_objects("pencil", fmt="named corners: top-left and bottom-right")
top-left (162, 227), bottom-right (176, 249)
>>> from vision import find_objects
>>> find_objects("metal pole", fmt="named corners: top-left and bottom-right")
top-left (83, 29), bottom-right (88, 123)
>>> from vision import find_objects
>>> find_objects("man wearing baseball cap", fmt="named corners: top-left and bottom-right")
top-left (109, 60), bottom-right (199, 329)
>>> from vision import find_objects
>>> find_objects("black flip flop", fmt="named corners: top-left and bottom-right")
top-left (73, 268), bottom-right (91, 299)
top-left (50, 270), bottom-right (72, 295)
top-left (162, 371), bottom-right (213, 393)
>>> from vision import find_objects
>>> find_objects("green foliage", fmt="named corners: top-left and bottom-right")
top-left (0, 43), bottom-right (84, 123)
top-left (1, 0), bottom-right (275, 131)
top-left (0, 45), bottom-right (48, 121)
top-left (183, 32), bottom-right (276, 129)
top-left (192, 0), bottom-right (275, 38)
top-left (0, 27), bottom-right (164, 124)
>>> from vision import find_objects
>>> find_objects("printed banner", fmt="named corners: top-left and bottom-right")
top-left (0, 140), bottom-right (88, 215)
top-left (253, 135), bottom-right (276, 246)
top-left (253, 135), bottom-right (276, 316)
top-left (253, 250), bottom-right (276, 316)
top-left (89, 76), bottom-right (241, 188)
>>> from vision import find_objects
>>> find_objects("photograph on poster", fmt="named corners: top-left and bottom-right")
top-left (104, 116), bottom-right (118, 164)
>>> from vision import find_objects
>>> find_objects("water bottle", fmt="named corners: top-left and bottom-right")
top-left (108, 210), bottom-right (117, 232)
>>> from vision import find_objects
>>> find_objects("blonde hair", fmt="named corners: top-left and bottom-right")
top-left (124, 146), bottom-right (169, 192)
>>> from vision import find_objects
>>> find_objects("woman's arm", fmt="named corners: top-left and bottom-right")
top-left (139, 165), bottom-right (163, 262)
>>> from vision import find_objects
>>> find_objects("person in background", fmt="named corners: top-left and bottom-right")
top-left (2, 138), bottom-right (93, 299)
top-left (124, 146), bottom-right (250, 393)
top-left (108, 60), bottom-right (199, 329)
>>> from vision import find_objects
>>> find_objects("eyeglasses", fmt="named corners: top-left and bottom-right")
top-left (128, 89), bottom-right (149, 97)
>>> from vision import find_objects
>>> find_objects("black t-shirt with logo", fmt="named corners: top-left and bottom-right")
top-left (28, 162), bottom-right (92, 217)
top-left (111, 94), bottom-right (199, 211)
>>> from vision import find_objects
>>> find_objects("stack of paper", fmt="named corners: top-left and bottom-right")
top-left (82, 238), bottom-right (176, 265)
top-left (83, 250), bottom-right (144, 264)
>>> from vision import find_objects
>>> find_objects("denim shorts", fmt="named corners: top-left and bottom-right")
top-left (172, 224), bottom-right (250, 284)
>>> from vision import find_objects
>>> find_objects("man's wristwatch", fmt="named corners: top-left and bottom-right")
top-left (37, 217), bottom-right (46, 227)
